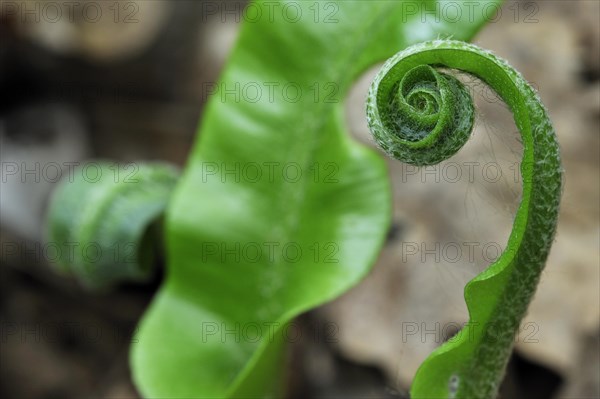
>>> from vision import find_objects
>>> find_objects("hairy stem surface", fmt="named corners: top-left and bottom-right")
top-left (366, 40), bottom-right (562, 399)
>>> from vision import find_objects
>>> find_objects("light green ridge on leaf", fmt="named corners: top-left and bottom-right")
top-left (47, 162), bottom-right (179, 289)
top-left (131, 1), bottom-right (501, 398)
top-left (366, 40), bottom-right (561, 399)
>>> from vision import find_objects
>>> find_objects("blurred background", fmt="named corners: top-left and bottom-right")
top-left (1, 1), bottom-right (598, 398)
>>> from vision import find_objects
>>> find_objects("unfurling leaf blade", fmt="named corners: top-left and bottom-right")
top-left (47, 162), bottom-right (179, 289)
top-left (131, 1), bottom-right (501, 397)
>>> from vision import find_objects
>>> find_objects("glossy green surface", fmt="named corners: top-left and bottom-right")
top-left (367, 40), bottom-right (561, 399)
top-left (45, 0), bottom-right (501, 396)
top-left (131, 2), bottom-right (499, 398)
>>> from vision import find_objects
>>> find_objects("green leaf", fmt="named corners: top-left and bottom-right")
top-left (131, 1), bottom-right (501, 397)
top-left (46, 162), bottom-right (179, 289)
top-left (366, 40), bottom-right (561, 398)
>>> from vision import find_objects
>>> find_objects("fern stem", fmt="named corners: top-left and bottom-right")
top-left (366, 40), bottom-right (562, 399)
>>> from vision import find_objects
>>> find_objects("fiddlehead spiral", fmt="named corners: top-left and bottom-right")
top-left (366, 40), bottom-right (562, 398)
top-left (367, 63), bottom-right (474, 166)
